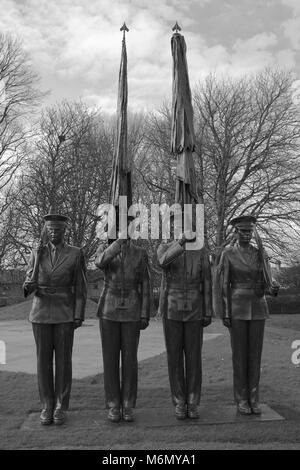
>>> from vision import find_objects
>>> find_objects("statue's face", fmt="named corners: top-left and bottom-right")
top-left (46, 223), bottom-right (66, 245)
top-left (236, 228), bottom-right (253, 244)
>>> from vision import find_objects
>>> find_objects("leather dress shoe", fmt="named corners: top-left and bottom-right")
top-left (237, 400), bottom-right (252, 415)
top-left (108, 407), bottom-right (121, 423)
top-left (251, 402), bottom-right (262, 415)
top-left (175, 404), bottom-right (187, 420)
top-left (53, 408), bottom-right (66, 425)
top-left (187, 404), bottom-right (200, 419)
top-left (123, 408), bottom-right (134, 422)
top-left (40, 409), bottom-right (53, 425)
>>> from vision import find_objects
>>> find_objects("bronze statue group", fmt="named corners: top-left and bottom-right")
top-left (22, 25), bottom-right (279, 426)
top-left (23, 211), bottom-right (279, 426)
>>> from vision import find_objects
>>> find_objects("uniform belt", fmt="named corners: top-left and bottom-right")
top-left (38, 285), bottom-right (73, 294)
top-left (231, 282), bottom-right (263, 289)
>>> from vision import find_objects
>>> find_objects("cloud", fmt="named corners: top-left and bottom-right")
top-left (233, 32), bottom-right (278, 51)
top-left (0, 0), bottom-right (196, 111)
top-left (229, 33), bottom-right (280, 73)
top-left (281, 0), bottom-right (300, 15)
top-left (280, 0), bottom-right (300, 50)
top-left (0, 0), bottom-right (298, 113)
top-left (283, 17), bottom-right (300, 49)
top-left (182, 31), bottom-right (294, 86)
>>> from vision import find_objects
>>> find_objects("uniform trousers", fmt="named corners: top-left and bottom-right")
top-left (229, 319), bottom-right (265, 404)
top-left (32, 322), bottom-right (74, 411)
top-left (100, 319), bottom-right (140, 410)
top-left (163, 318), bottom-right (203, 406)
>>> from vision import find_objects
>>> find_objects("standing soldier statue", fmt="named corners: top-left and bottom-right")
top-left (95, 217), bottom-right (151, 423)
top-left (218, 215), bottom-right (279, 415)
top-left (157, 227), bottom-right (213, 420)
top-left (94, 24), bottom-right (151, 424)
top-left (157, 25), bottom-right (213, 421)
top-left (23, 211), bottom-right (87, 425)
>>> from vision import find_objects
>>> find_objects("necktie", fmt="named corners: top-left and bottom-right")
top-left (53, 248), bottom-right (59, 265)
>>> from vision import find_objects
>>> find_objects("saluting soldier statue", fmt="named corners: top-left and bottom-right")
top-left (157, 225), bottom-right (213, 420)
top-left (218, 215), bottom-right (279, 415)
top-left (94, 23), bottom-right (151, 424)
top-left (23, 212), bottom-right (87, 425)
top-left (95, 218), bottom-right (151, 423)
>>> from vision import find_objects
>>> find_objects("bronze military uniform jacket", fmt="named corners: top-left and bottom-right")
top-left (95, 240), bottom-right (150, 322)
top-left (24, 243), bottom-right (87, 323)
top-left (219, 243), bottom-right (271, 320)
top-left (157, 241), bottom-right (213, 321)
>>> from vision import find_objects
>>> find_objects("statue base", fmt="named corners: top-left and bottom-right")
top-left (21, 404), bottom-right (284, 431)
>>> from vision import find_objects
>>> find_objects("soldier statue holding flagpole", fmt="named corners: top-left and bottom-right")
top-left (95, 24), bottom-right (151, 424)
top-left (157, 24), bottom-right (213, 421)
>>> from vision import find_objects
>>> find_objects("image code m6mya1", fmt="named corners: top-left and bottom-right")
top-left (101, 452), bottom-right (198, 466)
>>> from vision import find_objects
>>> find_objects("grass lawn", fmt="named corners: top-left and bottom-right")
top-left (1, 314), bottom-right (300, 449)
top-left (267, 314), bottom-right (300, 331)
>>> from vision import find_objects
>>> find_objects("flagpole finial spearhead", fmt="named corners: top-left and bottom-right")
top-left (172, 22), bottom-right (181, 33)
top-left (120, 22), bottom-right (129, 36)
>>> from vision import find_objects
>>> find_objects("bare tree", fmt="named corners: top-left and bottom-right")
top-left (0, 33), bottom-right (43, 199)
top-left (134, 70), bottom-right (300, 261)
top-left (8, 103), bottom-right (150, 265)
top-left (0, 33), bottom-right (45, 267)
top-left (9, 101), bottom-right (112, 263)
top-left (4, 69), bottom-right (300, 268)
top-left (193, 69), bottom-right (300, 257)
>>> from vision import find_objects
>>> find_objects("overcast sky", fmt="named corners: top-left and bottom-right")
top-left (1, 0), bottom-right (300, 113)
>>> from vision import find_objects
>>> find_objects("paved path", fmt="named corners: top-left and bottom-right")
top-left (0, 319), bottom-right (221, 378)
